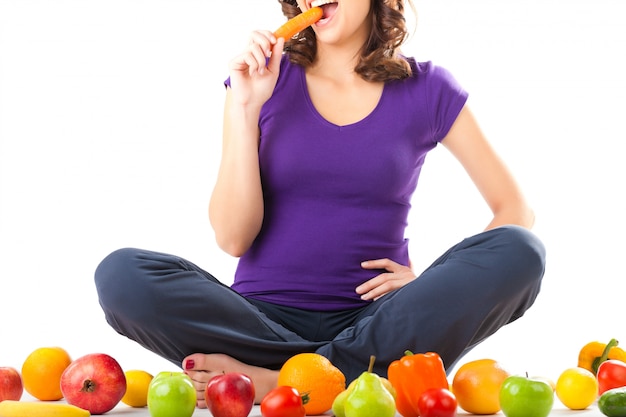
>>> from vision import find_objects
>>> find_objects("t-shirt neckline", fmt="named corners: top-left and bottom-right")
top-left (298, 64), bottom-right (386, 130)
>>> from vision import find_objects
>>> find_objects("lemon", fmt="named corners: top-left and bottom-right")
top-left (556, 367), bottom-right (598, 410)
top-left (121, 369), bottom-right (153, 407)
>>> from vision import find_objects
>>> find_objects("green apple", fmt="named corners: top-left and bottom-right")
top-left (147, 371), bottom-right (196, 417)
top-left (499, 374), bottom-right (554, 417)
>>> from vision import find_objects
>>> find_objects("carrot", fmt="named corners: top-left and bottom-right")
top-left (274, 7), bottom-right (323, 40)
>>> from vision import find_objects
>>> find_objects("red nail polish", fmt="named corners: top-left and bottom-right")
top-left (185, 359), bottom-right (195, 370)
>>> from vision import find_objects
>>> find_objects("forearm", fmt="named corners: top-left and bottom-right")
top-left (209, 98), bottom-right (265, 257)
top-left (441, 107), bottom-right (536, 233)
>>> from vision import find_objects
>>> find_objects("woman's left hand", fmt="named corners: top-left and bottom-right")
top-left (356, 258), bottom-right (416, 301)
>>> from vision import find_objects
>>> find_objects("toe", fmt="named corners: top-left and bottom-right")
top-left (182, 353), bottom-right (205, 371)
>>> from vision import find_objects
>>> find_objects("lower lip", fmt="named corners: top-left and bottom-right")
top-left (316, 17), bottom-right (329, 27)
top-left (315, 10), bottom-right (334, 27)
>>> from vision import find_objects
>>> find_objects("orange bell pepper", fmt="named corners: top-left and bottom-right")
top-left (387, 351), bottom-right (449, 417)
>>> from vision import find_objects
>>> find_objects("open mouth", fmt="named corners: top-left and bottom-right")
top-left (311, 0), bottom-right (338, 20)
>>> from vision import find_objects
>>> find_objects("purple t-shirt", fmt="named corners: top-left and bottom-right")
top-left (229, 56), bottom-right (468, 311)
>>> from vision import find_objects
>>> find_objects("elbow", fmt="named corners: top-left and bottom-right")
top-left (224, 245), bottom-right (248, 258)
top-left (209, 205), bottom-right (262, 258)
top-left (487, 201), bottom-right (536, 231)
top-left (214, 234), bottom-right (251, 258)
top-left (213, 226), bottom-right (257, 257)
top-left (509, 203), bottom-right (536, 230)
top-left (524, 206), bottom-right (536, 229)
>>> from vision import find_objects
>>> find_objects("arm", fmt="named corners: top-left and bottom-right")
top-left (441, 105), bottom-right (535, 231)
top-left (209, 91), bottom-right (265, 257)
top-left (209, 34), bottom-right (284, 257)
top-left (358, 105), bottom-right (534, 300)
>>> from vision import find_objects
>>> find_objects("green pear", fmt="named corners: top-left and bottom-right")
top-left (331, 389), bottom-right (351, 417)
top-left (341, 376), bottom-right (396, 399)
top-left (332, 378), bottom-right (359, 417)
top-left (343, 356), bottom-right (396, 417)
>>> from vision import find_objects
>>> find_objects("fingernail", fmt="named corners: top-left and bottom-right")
top-left (185, 359), bottom-right (195, 370)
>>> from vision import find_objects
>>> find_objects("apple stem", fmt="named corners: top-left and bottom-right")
top-left (80, 379), bottom-right (97, 393)
top-left (368, 355), bottom-right (376, 373)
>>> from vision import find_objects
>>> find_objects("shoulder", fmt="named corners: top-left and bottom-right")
top-left (395, 57), bottom-right (469, 142)
top-left (401, 57), bottom-right (462, 87)
top-left (397, 57), bottom-right (468, 103)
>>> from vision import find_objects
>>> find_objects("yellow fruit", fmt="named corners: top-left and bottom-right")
top-left (451, 358), bottom-right (510, 414)
top-left (21, 346), bottom-right (72, 401)
top-left (556, 367), bottom-right (598, 410)
top-left (277, 353), bottom-right (346, 415)
top-left (0, 400), bottom-right (90, 417)
top-left (121, 369), bottom-right (154, 407)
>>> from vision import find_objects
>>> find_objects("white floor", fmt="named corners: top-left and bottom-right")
top-left (18, 393), bottom-right (602, 416)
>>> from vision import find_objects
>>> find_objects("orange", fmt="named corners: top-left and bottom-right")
top-left (451, 358), bottom-right (510, 414)
top-left (277, 353), bottom-right (346, 415)
top-left (21, 346), bottom-right (72, 401)
top-left (121, 369), bottom-right (153, 407)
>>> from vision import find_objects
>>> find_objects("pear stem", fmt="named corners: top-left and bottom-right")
top-left (368, 355), bottom-right (376, 373)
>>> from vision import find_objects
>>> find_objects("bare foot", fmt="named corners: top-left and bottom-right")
top-left (182, 353), bottom-right (278, 408)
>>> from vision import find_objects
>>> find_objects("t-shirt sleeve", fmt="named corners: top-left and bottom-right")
top-left (425, 64), bottom-right (469, 143)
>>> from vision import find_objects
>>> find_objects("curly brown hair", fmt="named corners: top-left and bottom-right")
top-left (278, 0), bottom-right (415, 82)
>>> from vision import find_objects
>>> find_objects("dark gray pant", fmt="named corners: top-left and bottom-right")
top-left (94, 225), bottom-right (545, 383)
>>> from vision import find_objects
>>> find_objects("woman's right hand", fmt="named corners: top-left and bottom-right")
top-left (228, 30), bottom-right (284, 109)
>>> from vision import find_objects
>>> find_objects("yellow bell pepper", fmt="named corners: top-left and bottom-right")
top-left (578, 338), bottom-right (626, 374)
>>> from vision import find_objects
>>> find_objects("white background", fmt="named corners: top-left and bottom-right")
top-left (1, 0), bottom-right (625, 384)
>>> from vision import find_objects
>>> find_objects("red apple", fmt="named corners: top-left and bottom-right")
top-left (60, 353), bottom-right (127, 415)
top-left (205, 372), bottom-right (255, 417)
top-left (0, 367), bottom-right (23, 401)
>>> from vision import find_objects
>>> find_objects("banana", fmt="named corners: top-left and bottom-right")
top-left (0, 400), bottom-right (90, 417)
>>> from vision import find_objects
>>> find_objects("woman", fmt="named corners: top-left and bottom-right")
top-left (95, 0), bottom-right (546, 407)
